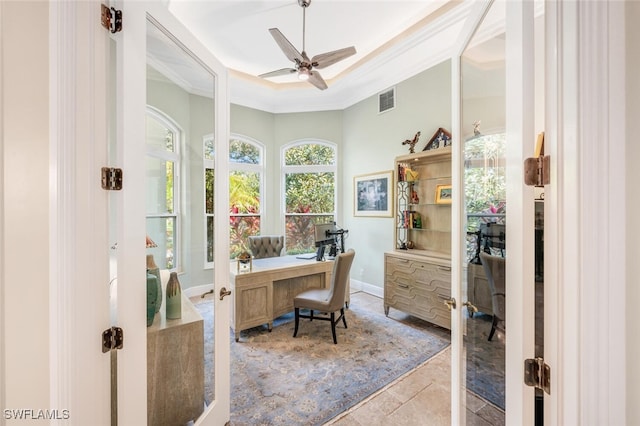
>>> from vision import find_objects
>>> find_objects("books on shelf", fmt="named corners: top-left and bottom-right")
top-left (398, 163), bottom-right (418, 182)
top-left (401, 210), bottom-right (422, 229)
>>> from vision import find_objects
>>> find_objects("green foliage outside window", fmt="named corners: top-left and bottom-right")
top-left (284, 143), bottom-right (336, 254)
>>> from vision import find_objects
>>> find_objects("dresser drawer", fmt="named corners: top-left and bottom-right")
top-left (384, 253), bottom-right (451, 329)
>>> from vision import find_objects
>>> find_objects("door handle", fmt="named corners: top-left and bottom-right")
top-left (219, 287), bottom-right (232, 300)
top-left (463, 301), bottom-right (478, 314)
top-left (443, 297), bottom-right (456, 311)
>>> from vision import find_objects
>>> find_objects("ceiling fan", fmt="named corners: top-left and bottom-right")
top-left (259, 0), bottom-right (356, 90)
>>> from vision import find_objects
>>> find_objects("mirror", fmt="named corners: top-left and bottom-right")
top-left (460, 0), bottom-right (506, 423)
top-left (145, 16), bottom-right (216, 425)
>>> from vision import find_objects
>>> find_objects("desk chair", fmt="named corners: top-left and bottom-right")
top-left (480, 252), bottom-right (506, 341)
top-left (293, 249), bottom-right (355, 344)
top-left (248, 235), bottom-right (284, 259)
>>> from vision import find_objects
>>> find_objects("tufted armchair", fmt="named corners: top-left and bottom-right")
top-left (248, 235), bottom-right (285, 259)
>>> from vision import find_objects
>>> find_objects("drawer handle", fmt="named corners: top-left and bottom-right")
top-left (398, 284), bottom-right (410, 289)
top-left (438, 266), bottom-right (452, 271)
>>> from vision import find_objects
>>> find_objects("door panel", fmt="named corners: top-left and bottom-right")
top-left (114, 3), bottom-right (230, 424)
top-left (452, 0), bottom-right (538, 424)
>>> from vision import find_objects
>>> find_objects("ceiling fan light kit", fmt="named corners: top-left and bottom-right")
top-left (259, 0), bottom-right (356, 90)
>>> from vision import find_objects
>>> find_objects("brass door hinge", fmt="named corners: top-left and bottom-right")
top-left (102, 326), bottom-right (124, 353)
top-left (101, 4), bottom-right (122, 34)
top-left (524, 132), bottom-right (549, 187)
top-left (524, 155), bottom-right (550, 187)
top-left (524, 357), bottom-right (551, 395)
top-left (101, 167), bottom-right (123, 190)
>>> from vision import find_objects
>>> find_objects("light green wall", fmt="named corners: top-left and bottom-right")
top-left (230, 61), bottom-right (453, 290)
top-left (342, 60), bottom-right (453, 289)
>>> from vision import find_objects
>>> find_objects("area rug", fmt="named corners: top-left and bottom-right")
top-left (192, 292), bottom-right (450, 425)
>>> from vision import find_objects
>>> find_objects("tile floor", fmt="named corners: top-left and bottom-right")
top-left (323, 293), bottom-right (506, 426)
top-left (324, 347), bottom-right (505, 425)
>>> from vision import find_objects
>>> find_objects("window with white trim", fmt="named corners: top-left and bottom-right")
top-left (146, 107), bottom-right (181, 270)
top-left (205, 134), bottom-right (264, 265)
top-left (282, 141), bottom-right (337, 254)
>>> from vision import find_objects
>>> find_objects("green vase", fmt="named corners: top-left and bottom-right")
top-left (146, 255), bottom-right (162, 314)
top-left (165, 272), bottom-right (182, 319)
top-left (146, 272), bottom-right (158, 326)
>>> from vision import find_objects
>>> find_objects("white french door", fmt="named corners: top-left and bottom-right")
top-left (450, 1), bottom-right (541, 424)
top-left (111, 2), bottom-right (231, 424)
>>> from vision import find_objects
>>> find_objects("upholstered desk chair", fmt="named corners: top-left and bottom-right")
top-left (248, 235), bottom-right (284, 259)
top-left (479, 252), bottom-right (506, 341)
top-left (293, 249), bottom-right (355, 344)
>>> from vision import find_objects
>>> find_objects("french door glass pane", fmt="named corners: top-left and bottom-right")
top-left (461, 0), bottom-right (507, 423)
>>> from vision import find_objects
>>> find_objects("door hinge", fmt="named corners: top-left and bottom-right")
top-left (524, 357), bottom-right (551, 395)
top-left (101, 4), bottom-right (122, 34)
top-left (524, 155), bottom-right (550, 187)
top-left (102, 326), bottom-right (124, 353)
top-left (101, 167), bottom-right (123, 190)
top-left (524, 132), bottom-right (549, 187)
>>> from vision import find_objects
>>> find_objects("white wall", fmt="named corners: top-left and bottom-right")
top-left (1, 0), bottom-right (51, 413)
top-left (626, 2), bottom-right (640, 423)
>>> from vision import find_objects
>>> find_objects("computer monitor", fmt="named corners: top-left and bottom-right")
top-left (314, 223), bottom-right (337, 247)
top-left (314, 223), bottom-right (337, 260)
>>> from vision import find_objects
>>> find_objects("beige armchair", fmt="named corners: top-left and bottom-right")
top-left (479, 252), bottom-right (506, 341)
top-left (248, 235), bottom-right (284, 259)
top-left (293, 249), bottom-right (355, 344)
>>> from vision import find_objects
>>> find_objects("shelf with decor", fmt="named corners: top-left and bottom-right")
top-left (385, 145), bottom-right (452, 329)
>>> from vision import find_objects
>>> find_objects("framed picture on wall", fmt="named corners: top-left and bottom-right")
top-left (435, 184), bottom-right (452, 204)
top-left (354, 171), bottom-right (393, 217)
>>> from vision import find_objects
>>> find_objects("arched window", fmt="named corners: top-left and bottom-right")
top-left (146, 107), bottom-right (182, 270)
top-left (204, 134), bottom-right (264, 265)
top-left (282, 140), bottom-right (337, 254)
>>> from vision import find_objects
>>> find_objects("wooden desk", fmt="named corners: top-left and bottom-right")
top-left (147, 293), bottom-right (204, 426)
top-left (229, 255), bottom-right (334, 341)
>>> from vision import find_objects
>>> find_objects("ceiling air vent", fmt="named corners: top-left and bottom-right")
top-left (378, 87), bottom-right (396, 114)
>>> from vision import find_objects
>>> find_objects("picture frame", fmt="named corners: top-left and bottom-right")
top-left (435, 184), bottom-right (452, 204)
top-left (354, 171), bottom-right (393, 217)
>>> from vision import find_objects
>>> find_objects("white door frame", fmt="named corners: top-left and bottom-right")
top-left (544, 1), bottom-right (627, 424)
top-left (49, 0), bottom-right (112, 422)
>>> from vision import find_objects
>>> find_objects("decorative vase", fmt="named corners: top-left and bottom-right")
top-left (165, 272), bottom-right (182, 319)
top-left (146, 254), bottom-right (162, 314)
top-left (146, 272), bottom-right (158, 327)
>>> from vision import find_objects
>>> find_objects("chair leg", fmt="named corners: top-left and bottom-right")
top-left (330, 312), bottom-right (337, 344)
top-left (340, 308), bottom-right (347, 329)
top-left (488, 315), bottom-right (498, 341)
top-left (293, 308), bottom-right (300, 338)
top-left (310, 309), bottom-right (314, 321)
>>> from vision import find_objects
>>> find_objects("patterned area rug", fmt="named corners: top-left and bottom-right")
top-left (193, 292), bottom-right (450, 425)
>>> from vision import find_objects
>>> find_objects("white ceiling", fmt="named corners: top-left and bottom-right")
top-left (158, 1), bottom-right (493, 113)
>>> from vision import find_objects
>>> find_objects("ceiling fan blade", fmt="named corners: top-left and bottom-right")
top-left (268, 28), bottom-right (304, 64)
top-left (259, 68), bottom-right (297, 79)
top-left (311, 46), bottom-right (356, 69)
top-left (307, 71), bottom-right (328, 90)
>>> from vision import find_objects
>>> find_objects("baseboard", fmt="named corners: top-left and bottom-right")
top-left (184, 280), bottom-right (382, 300)
top-left (349, 279), bottom-right (383, 299)
top-left (183, 283), bottom-right (215, 299)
